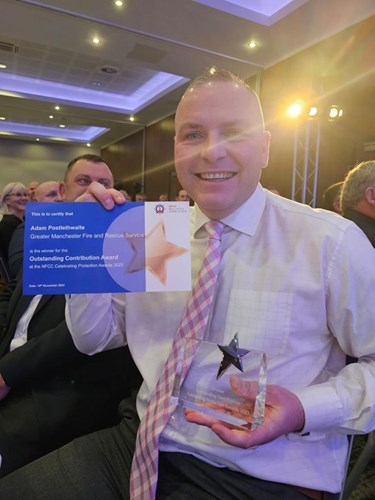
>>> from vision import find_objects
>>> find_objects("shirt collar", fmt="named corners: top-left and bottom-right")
top-left (192, 184), bottom-right (266, 237)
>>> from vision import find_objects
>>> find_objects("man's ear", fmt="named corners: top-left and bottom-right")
top-left (333, 199), bottom-right (342, 213)
top-left (365, 186), bottom-right (375, 206)
top-left (59, 182), bottom-right (66, 200)
top-left (261, 131), bottom-right (271, 169)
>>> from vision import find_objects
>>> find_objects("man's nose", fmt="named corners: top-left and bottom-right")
top-left (201, 134), bottom-right (227, 163)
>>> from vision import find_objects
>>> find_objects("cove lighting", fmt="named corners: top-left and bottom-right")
top-left (193, 0), bottom-right (308, 26)
top-left (0, 72), bottom-right (189, 114)
top-left (0, 122), bottom-right (109, 142)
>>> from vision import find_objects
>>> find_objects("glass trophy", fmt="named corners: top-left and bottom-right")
top-left (171, 333), bottom-right (267, 429)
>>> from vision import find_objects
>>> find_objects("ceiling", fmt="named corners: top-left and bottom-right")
top-left (0, 0), bottom-right (374, 148)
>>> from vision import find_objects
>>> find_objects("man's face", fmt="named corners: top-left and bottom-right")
top-left (27, 181), bottom-right (39, 201)
top-left (176, 190), bottom-right (191, 202)
top-left (174, 81), bottom-right (270, 220)
top-left (34, 181), bottom-right (63, 202)
top-left (63, 159), bottom-right (113, 201)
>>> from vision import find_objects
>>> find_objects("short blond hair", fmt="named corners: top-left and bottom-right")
top-left (0, 182), bottom-right (27, 213)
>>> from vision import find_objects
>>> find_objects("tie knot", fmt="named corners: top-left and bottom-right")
top-left (205, 220), bottom-right (224, 241)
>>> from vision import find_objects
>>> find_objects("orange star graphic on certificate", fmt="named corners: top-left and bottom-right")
top-left (145, 219), bottom-right (188, 285)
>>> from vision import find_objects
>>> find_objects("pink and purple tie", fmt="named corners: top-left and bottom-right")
top-left (129, 220), bottom-right (225, 499)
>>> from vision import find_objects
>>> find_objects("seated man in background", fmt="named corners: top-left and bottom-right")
top-left (33, 180), bottom-right (64, 203)
top-left (340, 160), bottom-right (375, 247)
top-left (158, 192), bottom-right (168, 201)
top-left (176, 188), bottom-right (191, 202)
top-left (322, 181), bottom-right (343, 214)
top-left (0, 154), bottom-right (141, 476)
top-left (26, 181), bottom-right (39, 202)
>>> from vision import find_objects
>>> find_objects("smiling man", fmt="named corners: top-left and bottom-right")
top-left (174, 75), bottom-right (269, 218)
top-left (1, 69), bottom-right (375, 500)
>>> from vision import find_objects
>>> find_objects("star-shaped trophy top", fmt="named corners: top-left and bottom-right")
top-left (216, 333), bottom-right (250, 379)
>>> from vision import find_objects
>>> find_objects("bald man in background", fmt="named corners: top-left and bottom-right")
top-left (33, 181), bottom-right (64, 203)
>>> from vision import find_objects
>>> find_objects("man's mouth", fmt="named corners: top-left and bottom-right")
top-left (197, 172), bottom-right (235, 180)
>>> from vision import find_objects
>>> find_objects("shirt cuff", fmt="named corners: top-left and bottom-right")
top-left (293, 383), bottom-right (344, 433)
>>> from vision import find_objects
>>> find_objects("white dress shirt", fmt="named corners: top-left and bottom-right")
top-left (66, 184), bottom-right (375, 493)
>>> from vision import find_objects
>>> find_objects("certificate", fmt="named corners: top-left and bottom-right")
top-left (23, 201), bottom-right (191, 294)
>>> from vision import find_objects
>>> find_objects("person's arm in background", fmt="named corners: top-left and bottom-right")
top-left (7, 223), bottom-right (24, 280)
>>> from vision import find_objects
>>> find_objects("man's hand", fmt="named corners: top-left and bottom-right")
top-left (184, 375), bottom-right (305, 449)
top-left (0, 374), bottom-right (11, 401)
top-left (75, 182), bottom-right (126, 210)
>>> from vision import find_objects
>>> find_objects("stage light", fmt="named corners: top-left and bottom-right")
top-left (287, 102), bottom-right (303, 119)
top-left (308, 106), bottom-right (318, 118)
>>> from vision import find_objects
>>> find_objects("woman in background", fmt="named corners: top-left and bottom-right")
top-left (0, 183), bottom-right (28, 269)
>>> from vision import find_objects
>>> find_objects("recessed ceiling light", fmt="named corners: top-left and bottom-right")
top-left (92, 36), bottom-right (101, 45)
top-left (248, 41), bottom-right (257, 49)
top-left (54, 105), bottom-right (60, 111)
top-left (114, 0), bottom-right (123, 6)
top-left (86, 143), bottom-right (91, 147)
top-left (49, 114), bottom-right (54, 119)
top-left (0, 64), bottom-right (7, 69)
top-left (59, 124), bottom-right (66, 128)
top-left (36, 138), bottom-right (40, 141)
top-left (129, 115), bottom-right (135, 122)
top-left (0, 116), bottom-right (6, 120)
top-left (209, 67), bottom-right (216, 75)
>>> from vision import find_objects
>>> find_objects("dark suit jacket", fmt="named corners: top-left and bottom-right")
top-left (344, 208), bottom-right (375, 248)
top-left (0, 279), bottom-right (141, 476)
top-left (0, 215), bottom-right (22, 265)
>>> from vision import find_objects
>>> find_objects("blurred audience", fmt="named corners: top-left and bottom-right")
top-left (158, 193), bottom-right (168, 202)
top-left (176, 189), bottom-right (191, 202)
top-left (33, 181), bottom-right (64, 203)
top-left (0, 183), bottom-right (28, 274)
top-left (135, 192), bottom-right (147, 202)
top-left (26, 181), bottom-right (39, 202)
top-left (322, 181), bottom-right (343, 214)
top-left (0, 154), bottom-right (142, 476)
top-left (341, 160), bottom-right (375, 247)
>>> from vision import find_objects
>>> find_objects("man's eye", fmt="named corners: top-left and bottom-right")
top-left (184, 131), bottom-right (203, 141)
top-left (77, 179), bottom-right (90, 185)
top-left (99, 181), bottom-right (111, 189)
top-left (225, 129), bottom-right (245, 140)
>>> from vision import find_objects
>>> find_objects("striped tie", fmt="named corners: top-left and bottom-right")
top-left (129, 220), bottom-right (225, 499)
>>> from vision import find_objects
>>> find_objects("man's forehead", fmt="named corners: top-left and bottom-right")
top-left (69, 160), bottom-right (112, 178)
top-left (177, 83), bottom-right (253, 118)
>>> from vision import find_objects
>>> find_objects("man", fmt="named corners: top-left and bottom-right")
top-left (1, 70), bottom-right (374, 498)
top-left (340, 160), bottom-right (375, 247)
top-left (0, 154), bottom-right (140, 476)
top-left (26, 181), bottom-right (39, 201)
top-left (158, 193), bottom-right (168, 202)
top-left (176, 188), bottom-right (191, 202)
top-left (322, 181), bottom-right (344, 214)
top-left (135, 192), bottom-right (147, 202)
top-left (33, 180), bottom-right (64, 203)
top-left (8, 157), bottom-right (119, 278)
